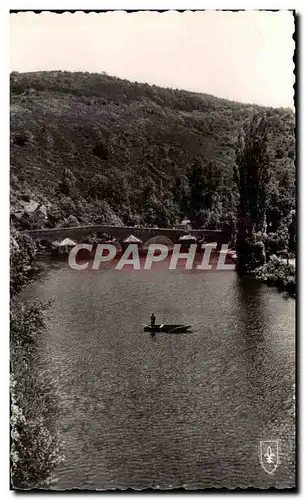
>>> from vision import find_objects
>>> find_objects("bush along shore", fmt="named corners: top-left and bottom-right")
top-left (10, 230), bottom-right (64, 489)
top-left (233, 112), bottom-right (295, 296)
top-left (253, 255), bottom-right (296, 296)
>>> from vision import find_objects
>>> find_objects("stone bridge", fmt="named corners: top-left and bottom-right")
top-left (23, 225), bottom-right (229, 245)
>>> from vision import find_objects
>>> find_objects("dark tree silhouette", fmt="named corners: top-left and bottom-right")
top-left (234, 114), bottom-right (272, 271)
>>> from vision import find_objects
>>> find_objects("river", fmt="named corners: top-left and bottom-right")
top-left (21, 259), bottom-right (295, 490)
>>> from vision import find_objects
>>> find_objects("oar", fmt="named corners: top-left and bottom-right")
top-left (170, 325), bottom-right (188, 332)
top-left (170, 326), bottom-right (181, 332)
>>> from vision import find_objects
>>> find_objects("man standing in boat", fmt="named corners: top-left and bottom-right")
top-left (150, 313), bottom-right (156, 327)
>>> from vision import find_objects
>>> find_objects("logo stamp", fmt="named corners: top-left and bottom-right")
top-left (260, 441), bottom-right (279, 474)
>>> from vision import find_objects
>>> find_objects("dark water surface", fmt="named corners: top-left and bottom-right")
top-left (22, 261), bottom-right (295, 489)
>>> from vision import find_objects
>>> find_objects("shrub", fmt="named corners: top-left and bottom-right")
top-left (13, 134), bottom-right (28, 146)
top-left (20, 194), bottom-right (31, 202)
top-left (62, 214), bottom-right (79, 228)
top-left (10, 71), bottom-right (295, 242)
top-left (236, 232), bottom-right (266, 273)
top-left (254, 255), bottom-right (295, 293)
top-left (11, 298), bottom-right (64, 489)
top-left (264, 228), bottom-right (289, 259)
top-left (92, 141), bottom-right (108, 160)
top-left (10, 233), bottom-right (36, 298)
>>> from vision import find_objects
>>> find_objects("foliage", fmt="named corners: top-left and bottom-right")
top-left (234, 114), bottom-right (271, 231)
top-left (263, 227), bottom-right (289, 260)
top-left (235, 231), bottom-right (266, 274)
top-left (9, 71), bottom-right (296, 485)
top-left (10, 227), bottom-right (63, 488)
top-left (234, 115), bottom-right (273, 271)
top-left (266, 173), bottom-right (295, 233)
top-left (288, 210), bottom-right (296, 252)
top-left (58, 167), bottom-right (76, 197)
top-left (10, 299), bottom-right (64, 489)
top-left (10, 299), bottom-right (51, 346)
top-left (61, 214), bottom-right (80, 228)
top-left (10, 232), bottom-right (37, 297)
top-left (10, 71), bottom-right (295, 234)
top-left (254, 255), bottom-right (295, 294)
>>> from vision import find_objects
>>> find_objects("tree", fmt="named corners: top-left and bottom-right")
top-left (143, 192), bottom-right (178, 227)
top-left (11, 300), bottom-right (63, 488)
top-left (288, 209), bottom-right (296, 253)
top-left (234, 114), bottom-right (272, 271)
top-left (87, 173), bottom-right (109, 200)
top-left (173, 176), bottom-right (190, 217)
top-left (10, 233), bottom-right (36, 297)
top-left (58, 168), bottom-right (76, 197)
top-left (187, 159), bottom-right (223, 227)
top-left (266, 166), bottom-right (295, 233)
top-left (189, 160), bottom-right (207, 217)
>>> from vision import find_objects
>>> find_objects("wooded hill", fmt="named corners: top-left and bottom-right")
top-left (10, 71), bottom-right (295, 236)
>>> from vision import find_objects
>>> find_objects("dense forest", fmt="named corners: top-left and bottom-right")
top-left (10, 71), bottom-right (295, 244)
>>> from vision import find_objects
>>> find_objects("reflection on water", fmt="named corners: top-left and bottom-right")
top-left (22, 262), bottom-right (295, 489)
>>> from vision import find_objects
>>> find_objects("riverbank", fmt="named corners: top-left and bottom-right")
top-left (254, 255), bottom-right (296, 296)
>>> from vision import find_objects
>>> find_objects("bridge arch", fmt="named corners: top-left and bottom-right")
top-left (142, 235), bottom-right (175, 249)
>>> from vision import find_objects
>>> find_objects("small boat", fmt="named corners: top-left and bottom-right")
top-left (144, 324), bottom-right (191, 333)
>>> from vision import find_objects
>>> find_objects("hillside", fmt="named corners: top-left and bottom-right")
top-left (10, 71), bottom-right (295, 235)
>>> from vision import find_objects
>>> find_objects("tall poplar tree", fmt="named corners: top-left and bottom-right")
top-left (234, 114), bottom-right (271, 270)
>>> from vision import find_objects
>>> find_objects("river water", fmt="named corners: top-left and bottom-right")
top-left (22, 260), bottom-right (295, 490)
